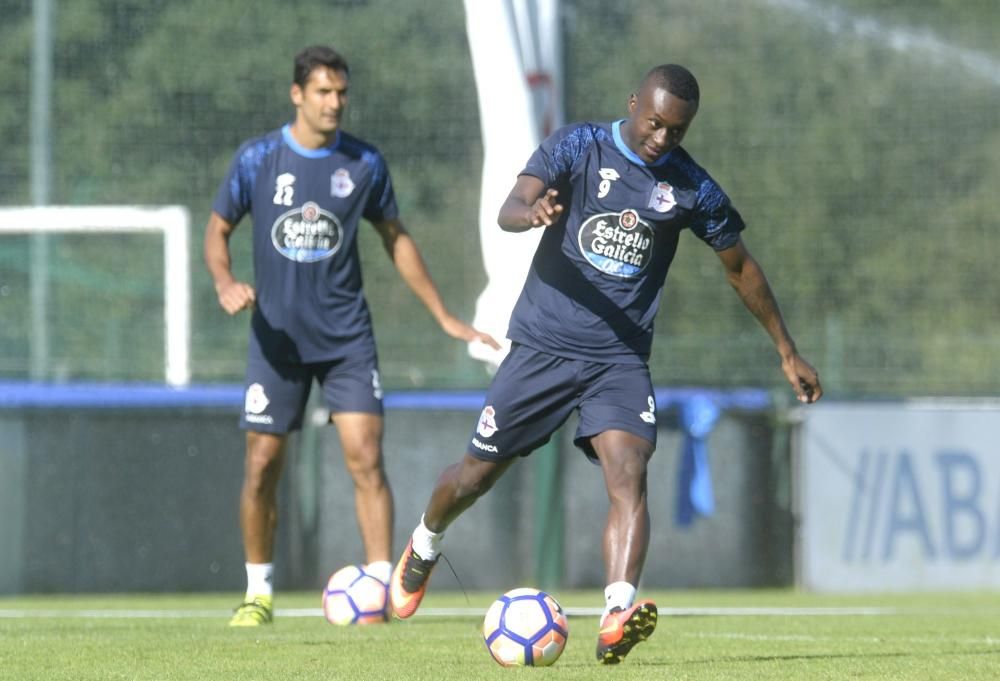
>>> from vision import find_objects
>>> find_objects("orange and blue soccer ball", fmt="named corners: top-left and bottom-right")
top-left (483, 587), bottom-right (569, 666)
top-left (321, 564), bottom-right (389, 625)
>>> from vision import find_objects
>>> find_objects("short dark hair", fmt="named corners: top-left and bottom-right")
top-left (293, 45), bottom-right (350, 88)
top-left (643, 64), bottom-right (700, 102)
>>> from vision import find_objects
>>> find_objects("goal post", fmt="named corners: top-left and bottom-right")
top-left (0, 205), bottom-right (191, 386)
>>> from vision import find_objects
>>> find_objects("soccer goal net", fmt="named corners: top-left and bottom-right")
top-left (0, 206), bottom-right (190, 386)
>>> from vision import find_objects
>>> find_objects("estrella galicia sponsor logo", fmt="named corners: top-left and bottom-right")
top-left (472, 437), bottom-right (499, 454)
top-left (577, 209), bottom-right (654, 278)
top-left (271, 200), bottom-right (343, 262)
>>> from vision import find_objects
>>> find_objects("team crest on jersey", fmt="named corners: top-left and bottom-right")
top-left (331, 168), bottom-right (355, 198)
top-left (620, 209), bottom-right (639, 229)
top-left (577, 209), bottom-right (654, 278)
top-left (271, 200), bottom-right (344, 262)
top-left (476, 405), bottom-right (499, 438)
top-left (648, 181), bottom-right (676, 213)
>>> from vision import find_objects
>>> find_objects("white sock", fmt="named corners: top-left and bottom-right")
top-left (603, 581), bottom-right (637, 618)
top-left (411, 514), bottom-right (444, 560)
top-left (366, 560), bottom-right (392, 583)
top-left (245, 562), bottom-right (274, 599)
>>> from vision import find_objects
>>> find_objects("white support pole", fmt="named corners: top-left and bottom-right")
top-left (30, 0), bottom-right (54, 380)
top-left (463, 0), bottom-right (563, 371)
top-left (161, 206), bottom-right (191, 387)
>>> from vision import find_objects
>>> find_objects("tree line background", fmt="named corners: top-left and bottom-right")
top-left (0, 0), bottom-right (997, 397)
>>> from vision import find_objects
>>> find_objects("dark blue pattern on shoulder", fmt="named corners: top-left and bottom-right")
top-left (338, 133), bottom-right (382, 172)
top-left (548, 123), bottom-right (611, 176)
top-left (339, 134), bottom-right (393, 216)
top-left (229, 132), bottom-right (282, 214)
top-left (666, 146), bottom-right (744, 250)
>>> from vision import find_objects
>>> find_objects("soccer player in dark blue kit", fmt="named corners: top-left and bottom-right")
top-left (204, 45), bottom-right (498, 626)
top-left (390, 64), bottom-right (822, 663)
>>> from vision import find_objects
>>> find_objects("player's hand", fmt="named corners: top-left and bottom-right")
top-left (782, 353), bottom-right (822, 404)
top-left (440, 315), bottom-right (502, 350)
top-left (528, 189), bottom-right (564, 227)
top-left (215, 280), bottom-right (256, 315)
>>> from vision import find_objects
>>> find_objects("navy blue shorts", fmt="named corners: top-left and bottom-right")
top-left (240, 341), bottom-right (384, 434)
top-left (467, 343), bottom-right (657, 462)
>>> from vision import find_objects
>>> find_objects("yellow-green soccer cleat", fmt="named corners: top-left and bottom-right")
top-left (595, 600), bottom-right (657, 664)
top-left (229, 595), bottom-right (273, 627)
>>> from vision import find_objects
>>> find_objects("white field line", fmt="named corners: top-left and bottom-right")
top-left (0, 605), bottom-right (901, 619)
top-left (3, 606), bottom-right (994, 648)
top-left (0, 609), bottom-right (231, 619)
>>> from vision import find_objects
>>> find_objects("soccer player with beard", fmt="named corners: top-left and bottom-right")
top-left (205, 45), bottom-right (498, 626)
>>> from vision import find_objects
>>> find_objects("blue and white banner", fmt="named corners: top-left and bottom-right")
top-left (799, 403), bottom-right (1000, 591)
top-left (463, 0), bottom-right (563, 370)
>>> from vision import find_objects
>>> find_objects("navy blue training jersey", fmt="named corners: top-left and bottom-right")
top-left (507, 120), bottom-right (745, 364)
top-left (213, 124), bottom-right (398, 363)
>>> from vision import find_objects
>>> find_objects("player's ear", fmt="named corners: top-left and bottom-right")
top-left (627, 93), bottom-right (637, 113)
top-left (290, 83), bottom-right (303, 107)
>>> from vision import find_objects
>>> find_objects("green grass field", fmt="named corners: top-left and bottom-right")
top-left (2, 589), bottom-right (998, 680)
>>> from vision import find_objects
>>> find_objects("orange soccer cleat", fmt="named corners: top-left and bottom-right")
top-left (389, 539), bottom-right (438, 619)
top-left (595, 600), bottom-right (658, 664)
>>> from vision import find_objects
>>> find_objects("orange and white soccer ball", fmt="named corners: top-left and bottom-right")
top-left (321, 564), bottom-right (388, 625)
top-left (483, 588), bottom-right (569, 666)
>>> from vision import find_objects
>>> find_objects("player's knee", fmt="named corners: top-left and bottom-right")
top-left (344, 446), bottom-right (385, 485)
top-left (612, 445), bottom-right (650, 474)
top-left (603, 448), bottom-right (650, 497)
top-left (245, 439), bottom-right (285, 483)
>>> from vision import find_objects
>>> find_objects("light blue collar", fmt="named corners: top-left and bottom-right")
top-left (612, 120), bottom-right (669, 167)
top-left (282, 124), bottom-right (340, 158)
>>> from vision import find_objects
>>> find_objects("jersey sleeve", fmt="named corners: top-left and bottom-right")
top-left (211, 141), bottom-right (261, 225)
top-left (361, 150), bottom-right (399, 223)
top-left (521, 123), bottom-right (601, 185)
top-left (688, 176), bottom-right (746, 251)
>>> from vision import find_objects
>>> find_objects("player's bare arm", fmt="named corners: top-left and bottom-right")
top-left (372, 218), bottom-right (500, 350)
top-left (498, 175), bottom-right (564, 231)
top-left (203, 211), bottom-right (256, 315)
top-left (716, 238), bottom-right (822, 404)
